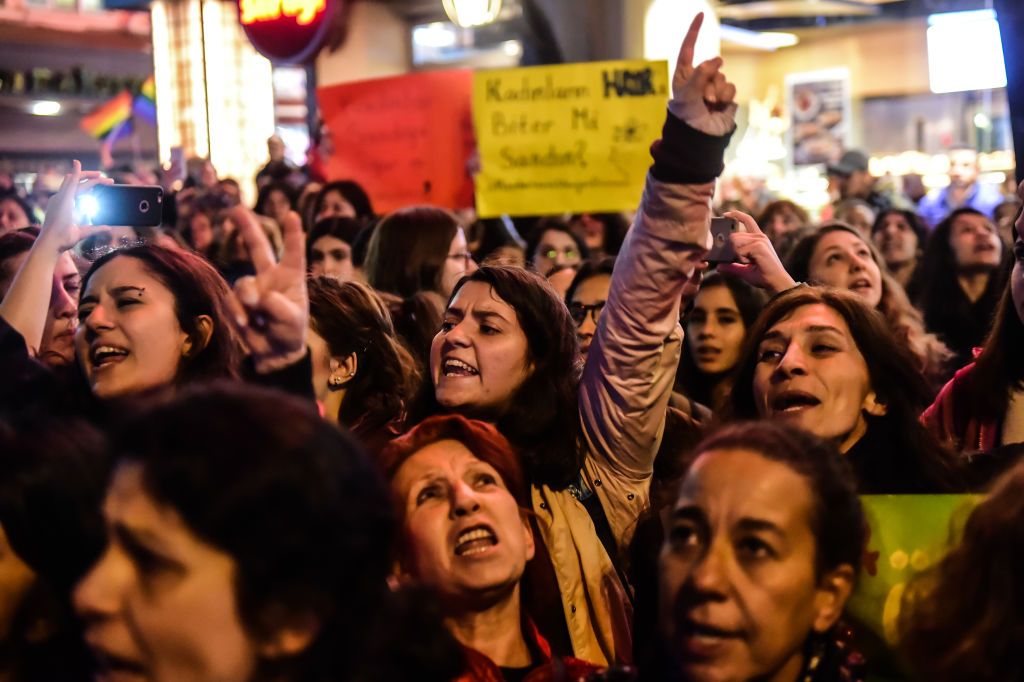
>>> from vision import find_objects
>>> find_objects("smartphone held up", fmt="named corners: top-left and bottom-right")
top-left (705, 217), bottom-right (740, 263)
top-left (76, 185), bottom-right (163, 227)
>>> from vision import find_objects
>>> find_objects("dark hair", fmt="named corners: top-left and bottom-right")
top-left (307, 216), bottom-right (363, 263)
top-left (350, 222), bottom-right (376, 268)
top-left (569, 213), bottom-right (630, 257)
top-left (381, 414), bottom-right (529, 509)
top-left (757, 200), bottom-right (809, 241)
top-left (307, 277), bottom-right (421, 432)
top-left (0, 416), bottom-right (109, 679)
top-left (909, 207), bottom-right (1008, 305)
top-left (900, 459), bottom-right (1024, 681)
top-left (869, 209), bottom-right (929, 253)
top-left (254, 181), bottom-right (296, 217)
top-left (427, 266), bottom-right (584, 489)
top-left (0, 227), bottom-right (39, 293)
top-left (81, 246), bottom-right (244, 385)
top-left (0, 192), bottom-right (37, 227)
top-left (525, 219), bottom-right (589, 275)
top-left (0, 416), bottom-right (108, 593)
top-left (112, 383), bottom-right (462, 681)
top-left (689, 421), bottom-right (865, 577)
top-left (472, 217), bottom-right (525, 263)
top-left (677, 271), bottom-right (766, 409)
top-left (313, 180), bottom-right (375, 222)
top-left (364, 206), bottom-right (459, 298)
top-left (564, 256), bottom-right (616, 305)
top-left (725, 286), bottom-right (962, 491)
top-left (963, 273), bottom-right (1024, 421)
top-left (787, 223), bottom-right (952, 386)
top-left (179, 207), bottom-right (220, 258)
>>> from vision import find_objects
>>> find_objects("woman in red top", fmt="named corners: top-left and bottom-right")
top-left (381, 415), bottom-right (603, 682)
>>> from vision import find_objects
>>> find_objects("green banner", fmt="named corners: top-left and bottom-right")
top-left (849, 494), bottom-right (980, 647)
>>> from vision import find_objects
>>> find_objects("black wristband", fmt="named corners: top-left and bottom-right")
top-left (650, 111), bottom-right (735, 184)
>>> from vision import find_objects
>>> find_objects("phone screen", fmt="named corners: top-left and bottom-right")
top-left (706, 217), bottom-right (740, 263)
top-left (78, 185), bottom-right (163, 227)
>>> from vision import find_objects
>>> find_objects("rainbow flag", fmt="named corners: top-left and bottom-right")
top-left (133, 75), bottom-right (156, 126)
top-left (81, 89), bottom-right (134, 140)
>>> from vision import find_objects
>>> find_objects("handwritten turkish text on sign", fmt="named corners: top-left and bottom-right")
top-left (472, 60), bottom-right (669, 217)
top-left (317, 70), bottom-right (475, 213)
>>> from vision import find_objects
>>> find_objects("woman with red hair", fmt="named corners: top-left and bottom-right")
top-left (381, 415), bottom-right (604, 681)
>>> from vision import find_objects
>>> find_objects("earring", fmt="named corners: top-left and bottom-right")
top-left (328, 372), bottom-right (354, 390)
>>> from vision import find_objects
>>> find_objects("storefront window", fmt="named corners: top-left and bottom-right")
top-left (642, 0), bottom-right (1016, 221)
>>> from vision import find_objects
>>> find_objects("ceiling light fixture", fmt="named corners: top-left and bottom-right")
top-left (442, 0), bottom-right (502, 28)
top-left (720, 25), bottom-right (798, 50)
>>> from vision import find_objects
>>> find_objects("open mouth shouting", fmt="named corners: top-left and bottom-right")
top-left (453, 524), bottom-right (498, 557)
top-left (770, 390), bottom-right (821, 415)
top-left (442, 357), bottom-right (479, 378)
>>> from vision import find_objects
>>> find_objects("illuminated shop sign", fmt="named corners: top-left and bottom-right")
top-left (239, 0), bottom-right (335, 64)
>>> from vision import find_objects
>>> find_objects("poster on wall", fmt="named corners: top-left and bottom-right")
top-left (472, 59), bottom-right (669, 217)
top-left (316, 70), bottom-right (475, 213)
top-left (785, 68), bottom-right (851, 166)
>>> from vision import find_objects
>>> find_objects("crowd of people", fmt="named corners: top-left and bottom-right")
top-left (0, 14), bottom-right (1022, 682)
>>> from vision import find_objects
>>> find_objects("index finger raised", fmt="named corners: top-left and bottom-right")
top-left (229, 206), bottom-right (277, 273)
top-left (677, 12), bottom-right (704, 74)
top-left (724, 210), bottom-right (764, 236)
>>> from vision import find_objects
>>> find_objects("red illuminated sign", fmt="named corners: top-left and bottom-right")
top-left (241, 0), bottom-right (325, 25)
top-left (239, 0), bottom-right (335, 64)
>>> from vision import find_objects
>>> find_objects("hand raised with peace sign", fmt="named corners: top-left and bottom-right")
top-left (227, 207), bottom-right (309, 373)
top-left (670, 13), bottom-right (738, 136)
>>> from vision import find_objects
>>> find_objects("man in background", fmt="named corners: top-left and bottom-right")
top-left (826, 149), bottom-right (912, 217)
top-left (918, 144), bottom-right (1004, 227)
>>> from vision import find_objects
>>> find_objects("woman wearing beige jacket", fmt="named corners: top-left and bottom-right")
top-left (418, 13), bottom-right (738, 666)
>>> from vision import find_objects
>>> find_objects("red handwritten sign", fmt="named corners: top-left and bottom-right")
top-left (316, 70), bottom-right (475, 213)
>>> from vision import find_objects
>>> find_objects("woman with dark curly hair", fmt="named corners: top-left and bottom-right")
top-left (307, 277), bottom-right (421, 452)
top-left (908, 207), bottom-right (1009, 368)
top-left (899, 458), bottom-right (1024, 682)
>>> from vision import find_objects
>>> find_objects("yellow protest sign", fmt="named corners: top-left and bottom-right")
top-left (472, 59), bottom-right (669, 217)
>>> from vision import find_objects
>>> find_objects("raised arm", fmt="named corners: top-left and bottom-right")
top-left (579, 14), bottom-right (737, 481)
top-left (0, 161), bottom-right (110, 355)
